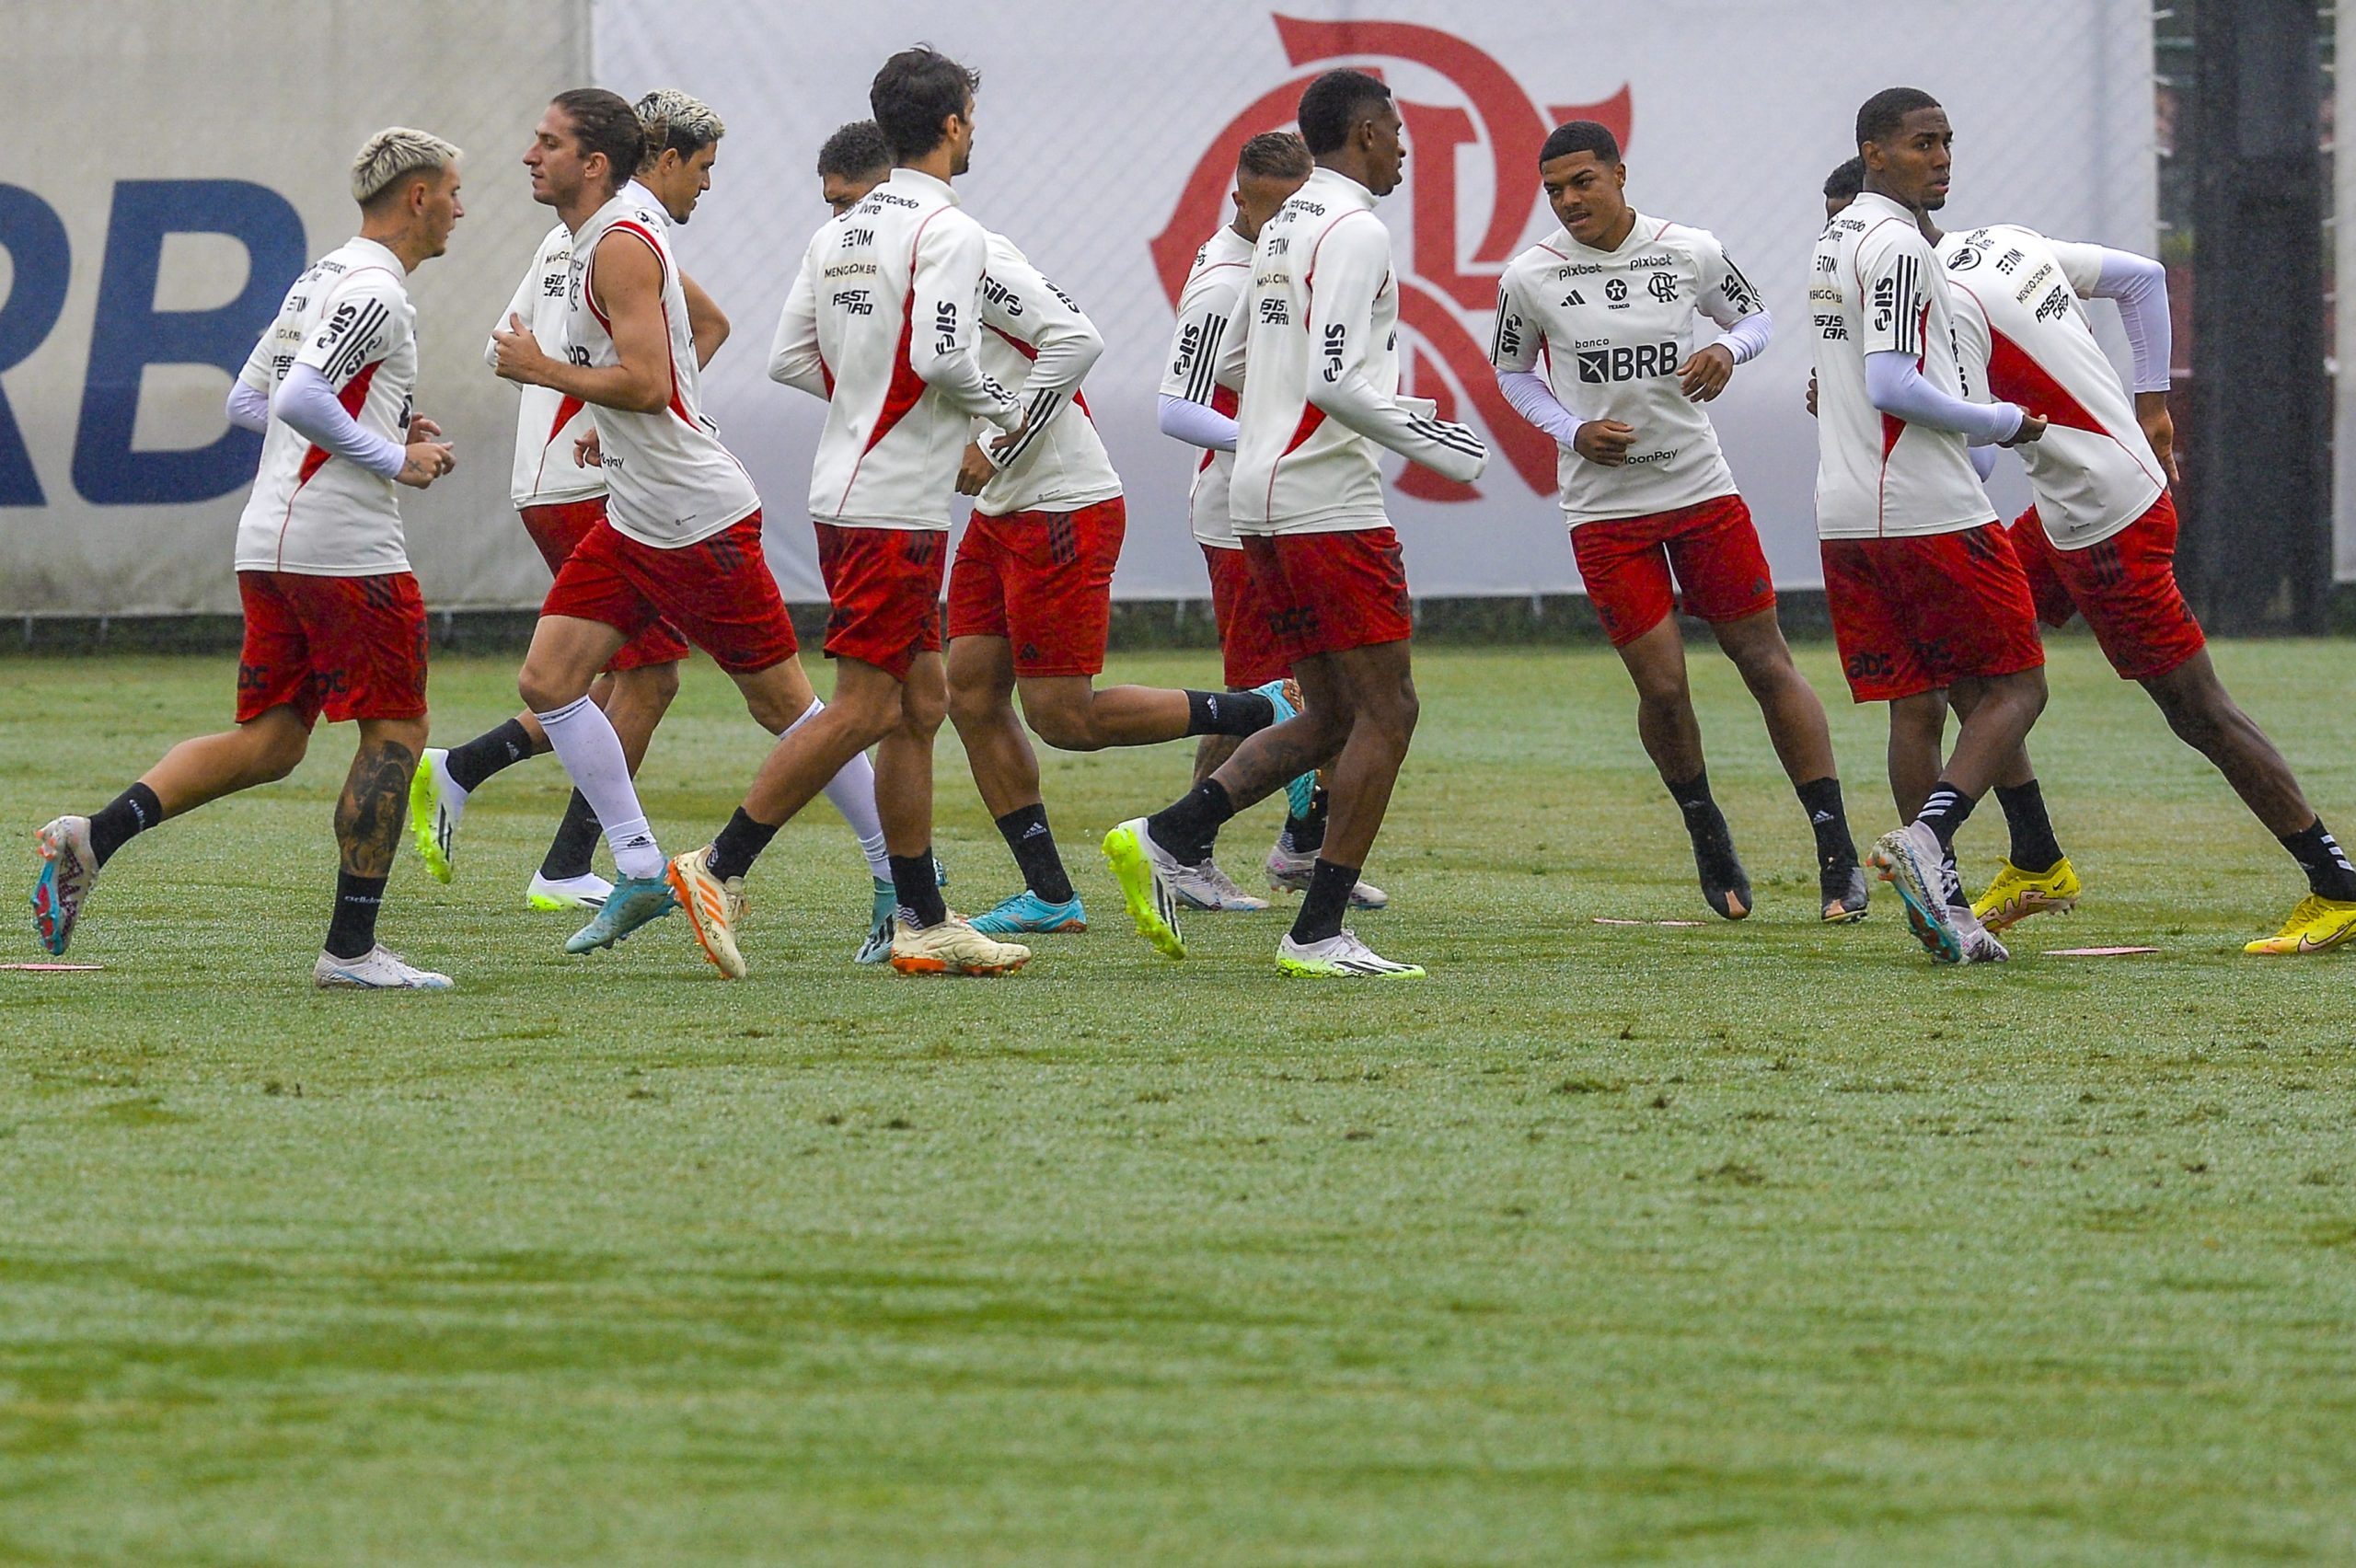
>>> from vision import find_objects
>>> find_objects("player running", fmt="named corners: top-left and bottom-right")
top-left (422, 92), bottom-right (905, 962)
top-left (1813, 88), bottom-right (2052, 964)
top-left (665, 46), bottom-right (1034, 979)
top-left (1102, 70), bottom-right (1488, 978)
top-left (1491, 120), bottom-right (1867, 923)
top-left (1933, 212), bottom-right (2356, 953)
top-left (1158, 132), bottom-right (1383, 914)
top-left (31, 130), bottom-right (466, 987)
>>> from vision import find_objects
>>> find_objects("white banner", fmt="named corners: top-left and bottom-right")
top-left (599, 0), bottom-right (2157, 599)
top-left (0, 0), bottom-right (2155, 611)
top-left (0, 0), bottom-right (588, 615)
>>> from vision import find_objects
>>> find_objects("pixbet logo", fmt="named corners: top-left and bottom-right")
top-left (1150, 16), bottom-right (1630, 503)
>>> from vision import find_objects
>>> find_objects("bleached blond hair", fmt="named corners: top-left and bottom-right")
top-left (634, 89), bottom-right (725, 170)
top-left (350, 127), bottom-right (460, 206)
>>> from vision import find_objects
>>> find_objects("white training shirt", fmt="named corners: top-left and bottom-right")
top-left (1810, 190), bottom-right (1997, 539)
top-left (769, 167), bottom-right (1022, 531)
top-left (1226, 167), bottom-right (1485, 535)
top-left (1491, 213), bottom-right (1765, 525)
top-left (564, 188), bottom-right (758, 548)
top-left (1159, 224), bottom-right (1253, 548)
top-left (972, 231), bottom-right (1122, 519)
top-left (234, 236), bottom-right (418, 577)
top-left (1940, 225), bottom-right (2166, 548)
top-left (492, 222), bottom-right (602, 509)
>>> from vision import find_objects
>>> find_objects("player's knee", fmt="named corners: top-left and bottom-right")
top-left (255, 732), bottom-right (310, 783)
top-left (945, 679), bottom-right (1009, 735)
top-left (899, 682), bottom-right (950, 740)
top-left (374, 717), bottom-right (430, 758)
top-left (517, 661), bottom-right (586, 715)
top-left (1025, 694), bottom-right (1102, 752)
top-left (631, 663), bottom-right (683, 711)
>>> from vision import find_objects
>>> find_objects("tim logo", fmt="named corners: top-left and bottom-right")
top-left (1151, 16), bottom-right (1631, 502)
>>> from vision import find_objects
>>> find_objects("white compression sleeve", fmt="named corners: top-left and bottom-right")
top-left (1865, 352), bottom-right (2025, 444)
top-left (225, 381), bottom-right (272, 433)
top-left (1158, 392), bottom-right (1238, 452)
top-left (789, 698), bottom-right (891, 879)
top-left (534, 696), bottom-right (665, 880)
top-left (2090, 248), bottom-right (2173, 393)
top-left (273, 363), bottom-right (407, 478)
top-left (1496, 368), bottom-right (1584, 444)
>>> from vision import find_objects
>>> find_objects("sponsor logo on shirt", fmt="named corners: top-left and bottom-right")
top-left (1575, 341), bottom-right (1683, 384)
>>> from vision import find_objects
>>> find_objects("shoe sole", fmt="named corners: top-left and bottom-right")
top-left (1276, 958), bottom-right (1426, 979)
top-left (664, 862), bottom-right (745, 979)
top-left (2246, 915), bottom-right (2356, 955)
top-left (1174, 893), bottom-right (1265, 913)
top-left (528, 893), bottom-right (604, 913)
top-left (1103, 825), bottom-right (1185, 960)
top-left (1868, 841), bottom-right (1964, 964)
top-left (1820, 901), bottom-right (1870, 925)
top-left (891, 951), bottom-right (1032, 976)
top-left (31, 824), bottom-right (89, 957)
top-left (1975, 891), bottom-right (2079, 933)
top-left (409, 766), bottom-right (453, 885)
top-left (970, 917), bottom-right (1089, 935)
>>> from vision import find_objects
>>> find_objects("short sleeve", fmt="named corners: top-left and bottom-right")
top-left (1488, 268), bottom-right (1540, 374)
top-left (1855, 225), bottom-right (1931, 358)
top-left (2044, 236), bottom-right (2108, 297)
top-left (294, 271), bottom-right (408, 388)
top-left (1691, 230), bottom-right (1766, 329)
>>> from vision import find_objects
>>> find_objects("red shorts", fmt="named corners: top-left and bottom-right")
top-left (236, 571), bottom-right (428, 729)
top-left (945, 496), bottom-right (1126, 677)
top-left (1240, 526), bottom-right (1414, 664)
top-left (541, 512), bottom-right (796, 676)
top-left (1202, 542), bottom-right (1289, 689)
top-left (520, 497), bottom-right (690, 672)
top-left (1570, 493), bottom-right (1777, 647)
top-left (1820, 525), bottom-right (2046, 703)
top-left (814, 522), bottom-right (946, 682)
top-left (2009, 494), bottom-right (2205, 681)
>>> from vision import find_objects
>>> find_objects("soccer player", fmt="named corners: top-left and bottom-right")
top-left (1934, 213), bottom-right (2356, 952)
top-left (1158, 133), bottom-right (1384, 913)
top-left (30, 130), bottom-right (465, 987)
top-left (665, 47), bottom-right (1034, 979)
top-left (1813, 87), bottom-right (2052, 964)
top-left (1490, 121), bottom-right (1867, 923)
top-left (1101, 69), bottom-right (1488, 978)
top-left (1823, 157), bottom-right (1865, 223)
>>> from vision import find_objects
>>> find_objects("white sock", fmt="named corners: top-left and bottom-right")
top-left (788, 698), bottom-right (892, 879)
top-left (535, 696), bottom-right (664, 880)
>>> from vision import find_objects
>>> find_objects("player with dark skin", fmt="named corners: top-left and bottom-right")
top-left (1541, 142), bottom-right (1847, 898)
top-left (1854, 101), bottom-right (2050, 821)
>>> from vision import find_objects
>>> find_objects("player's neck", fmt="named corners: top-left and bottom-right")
top-left (1588, 209), bottom-right (1638, 252)
top-left (355, 219), bottom-right (424, 272)
top-left (1860, 178), bottom-right (1924, 220)
top-left (897, 149), bottom-right (957, 187)
top-left (1312, 155), bottom-right (1377, 196)
top-left (557, 184), bottom-right (615, 236)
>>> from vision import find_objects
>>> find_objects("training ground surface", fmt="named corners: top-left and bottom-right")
top-left (6, 640), bottom-right (2354, 1565)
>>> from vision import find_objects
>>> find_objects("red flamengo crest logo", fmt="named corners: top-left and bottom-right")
top-left (1150, 15), bottom-right (1631, 502)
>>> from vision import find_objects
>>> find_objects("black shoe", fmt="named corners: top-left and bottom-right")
top-left (1689, 813), bottom-right (1752, 921)
top-left (1819, 861), bottom-right (1870, 924)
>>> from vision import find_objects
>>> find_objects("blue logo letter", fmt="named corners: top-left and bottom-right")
top-left (0, 185), bottom-right (70, 505)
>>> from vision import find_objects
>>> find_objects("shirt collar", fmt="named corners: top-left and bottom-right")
top-left (1305, 165), bottom-right (1378, 210)
top-left (345, 235), bottom-right (406, 273)
top-left (627, 180), bottom-right (673, 226)
top-left (1560, 212), bottom-right (1653, 259)
top-left (886, 167), bottom-right (959, 206)
top-left (1849, 190), bottom-right (1919, 225)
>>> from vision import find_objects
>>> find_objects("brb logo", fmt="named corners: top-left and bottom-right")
top-left (1150, 15), bottom-right (1629, 503)
top-left (0, 180), bottom-right (305, 508)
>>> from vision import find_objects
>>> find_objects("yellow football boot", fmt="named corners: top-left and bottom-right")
top-left (2244, 895), bottom-right (2356, 956)
top-left (1970, 856), bottom-right (2082, 932)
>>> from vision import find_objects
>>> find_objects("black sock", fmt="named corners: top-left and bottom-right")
top-left (1283, 806), bottom-right (1327, 856)
top-left (2280, 818), bottom-right (2356, 902)
top-left (1184, 688), bottom-right (1276, 738)
top-left (324, 870), bottom-right (387, 960)
top-left (996, 803), bottom-right (1074, 904)
top-left (1796, 777), bottom-right (1856, 871)
top-left (539, 790), bottom-right (602, 882)
top-left (1915, 783), bottom-right (1978, 853)
top-left (1146, 778), bottom-right (1235, 863)
top-left (87, 782), bottom-right (163, 868)
top-left (1994, 780), bottom-right (2064, 873)
top-left (707, 809), bottom-right (780, 883)
top-left (1669, 768), bottom-right (1732, 847)
top-left (1289, 859), bottom-right (1359, 945)
top-left (892, 849), bottom-right (949, 928)
top-left (443, 719), bottom-right (537, 793)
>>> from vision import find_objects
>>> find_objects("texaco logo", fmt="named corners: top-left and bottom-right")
top-left (1150, 15), bottom-right (1631, 502)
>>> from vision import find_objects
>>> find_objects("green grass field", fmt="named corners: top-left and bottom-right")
top-left (5, 637), bottom-right (2355, 1565)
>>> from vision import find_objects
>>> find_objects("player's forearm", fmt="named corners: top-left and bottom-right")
top-left (1495, 368), bottom-right (1583, 445)
top-left (683, 274), bottom-right (730, 368)
top-left (1708, 308), bottom-right (1773, 365)
top-left (1159, 393), bottom-right (1237, 452)
top-left (1307, 370), bottom-right (1487, 481)
top-left (767, 314), bottom-right (828, 398)
top-left (915, 345), bottom-right (1022, 428)
top-left (2092, 249), bottom-right (2172, 393)
top-left (273, 364), bottom-right (405, 478)
top-left (225, 381), bottom-right (272, 434)
top-left (1865, 352), bottom-right (2024, 444)
top-left (534, 357), bottom-right (670, 415)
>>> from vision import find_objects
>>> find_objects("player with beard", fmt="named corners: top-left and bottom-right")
top-left (1491, 120), bottom-right (1867, 924)
top-left (1157, 132), bottom-right (1388, 914)
top-left (1103, 70), bottom-right (1488, 978)
top-left (1812, 87), bottom-right (2051, 964)
top-left (32, 130), bottom-right (465, 987)
top-left (666, 48), bottom-right (1036, 978)
top-left (1930, 202), bottom-right (2356, 953)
